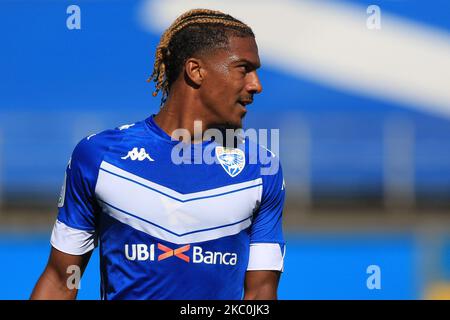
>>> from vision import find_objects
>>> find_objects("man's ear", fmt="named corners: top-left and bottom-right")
top-left (184, 58), bottom-right (205, 86)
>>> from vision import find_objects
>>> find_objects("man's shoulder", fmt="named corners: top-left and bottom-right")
top-left (71, 120), bottom-right (147, 169)
top-left (238, 137), bottom-right (283, 181)
top-left (241, 137), bottom-right (280, 162)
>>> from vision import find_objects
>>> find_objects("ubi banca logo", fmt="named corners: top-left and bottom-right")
top-left (125, 243), bottom-right (238, 265)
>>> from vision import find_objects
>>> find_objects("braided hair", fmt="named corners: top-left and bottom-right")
top-left (147, 9), bottom-right (254, 104)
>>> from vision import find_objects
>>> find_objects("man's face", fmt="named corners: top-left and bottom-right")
top-left (199, 36), bottom-right (263, 129)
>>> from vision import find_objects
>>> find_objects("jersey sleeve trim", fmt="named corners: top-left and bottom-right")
top-left (50, 220), bottom-right (98, 255)
top-left (246, 242), bottom-right (285, 272)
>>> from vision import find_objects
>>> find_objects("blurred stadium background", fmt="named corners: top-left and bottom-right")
top-left (1, 0), bottom-right (450, 299)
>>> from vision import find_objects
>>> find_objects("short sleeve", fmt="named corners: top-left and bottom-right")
top-left (50, 137), bottom-right (102, 255)
top-left (247, 157), bottom-right (286, 272)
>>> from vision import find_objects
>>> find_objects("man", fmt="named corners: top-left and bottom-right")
top-left (31, 8), bottom-right (285, 300)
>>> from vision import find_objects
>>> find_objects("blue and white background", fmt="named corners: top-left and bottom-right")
top-left (0, 0), bottom-right (450, 299)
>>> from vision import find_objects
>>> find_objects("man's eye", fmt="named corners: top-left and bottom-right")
top-left (238, 65), bottom-right (249, 73)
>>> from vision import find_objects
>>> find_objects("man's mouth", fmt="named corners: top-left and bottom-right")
top-left (237, 99), bottom-right (253, 107)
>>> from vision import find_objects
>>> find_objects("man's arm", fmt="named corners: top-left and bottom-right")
top-left (30, 247), bottom-right (92, 300)
top-left (243, 270), bottom-right (281, 300)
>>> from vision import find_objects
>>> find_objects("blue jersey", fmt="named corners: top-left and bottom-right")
top-left (51, 115), bottom-right (286, 300)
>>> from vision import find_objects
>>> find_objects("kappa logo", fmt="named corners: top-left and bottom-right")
top-left (121, 147), bottom-right (154, 162)
top-left (215, 146), bottom-right (246, 177)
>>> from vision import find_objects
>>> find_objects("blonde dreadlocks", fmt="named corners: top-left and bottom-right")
top-left (147, 9), bottom-right (254, 104)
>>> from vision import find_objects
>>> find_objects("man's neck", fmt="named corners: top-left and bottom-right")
top-left (153, 91), bottom-right (211, 143)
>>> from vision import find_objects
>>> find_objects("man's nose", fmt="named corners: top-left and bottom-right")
top-left (246, 71), bottom-right (263, 94)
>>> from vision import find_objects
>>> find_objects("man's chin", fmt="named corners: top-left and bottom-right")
top-left (215, 123), bottom-right (242, 131)
top-left (227, 119), bottom-right (243, 130)
top-left (217, 116), bottom-right (244, 130)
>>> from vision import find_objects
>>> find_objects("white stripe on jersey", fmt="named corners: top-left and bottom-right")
top-left (247, 243), bottom-right (285, 272)
top-left (51, 220), bottom-right (98, 255)
top-left (95, 161), bottom-right (262, 244)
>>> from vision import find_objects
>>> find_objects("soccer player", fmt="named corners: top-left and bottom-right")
top-left (31, 9), bottom-right (285, 300)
